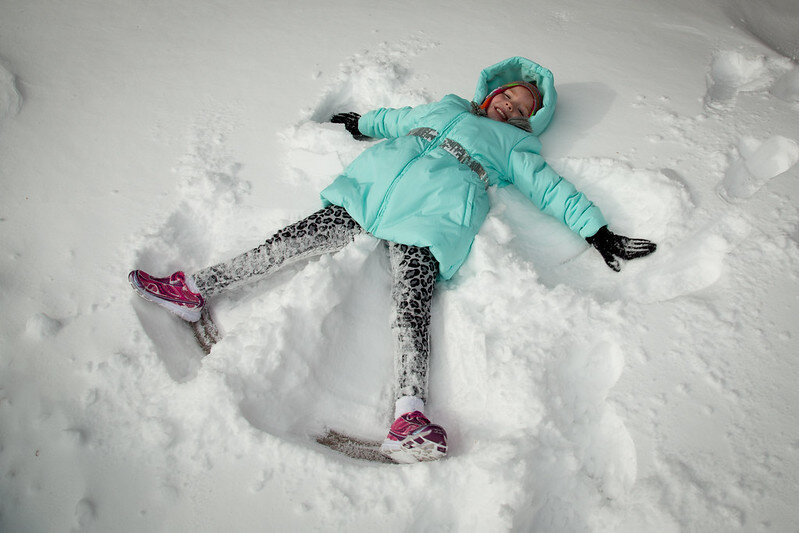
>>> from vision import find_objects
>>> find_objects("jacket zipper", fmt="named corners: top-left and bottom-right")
top-left (368, 114), bottom-right (467, 234)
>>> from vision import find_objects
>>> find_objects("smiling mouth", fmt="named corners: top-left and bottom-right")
top-left (493, 106), bottom-right (508, 121)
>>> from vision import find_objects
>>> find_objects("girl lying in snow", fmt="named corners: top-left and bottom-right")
top-left (129, 57), bottom-right (656, 464)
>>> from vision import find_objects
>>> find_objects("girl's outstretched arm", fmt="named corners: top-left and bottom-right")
top-left (507, 149), bottom-right (606, 239)
top-left (507, 147), bottom-right (656, 272)
top-left (353, 100), bottom-right (444, 140)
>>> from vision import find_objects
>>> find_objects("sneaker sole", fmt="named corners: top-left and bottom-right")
top-left (128, 271), bottom-right (203, 323)
top-left (380, 425), bottom-right (447, 464)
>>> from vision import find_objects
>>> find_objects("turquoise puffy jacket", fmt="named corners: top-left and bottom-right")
top-left (321, 57), bottom-right (607, 279)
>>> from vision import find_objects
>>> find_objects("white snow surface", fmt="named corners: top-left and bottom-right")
top-left (1, 1), bottom-right (798, 532)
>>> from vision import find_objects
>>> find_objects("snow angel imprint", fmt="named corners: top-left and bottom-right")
top-left (128, 56), bottom-right (656, 464)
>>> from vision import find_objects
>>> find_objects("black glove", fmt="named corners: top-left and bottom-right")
top-left (330, 112), bottom-right (369, 140)
top-left (586, 226), bottom-right (657, 272)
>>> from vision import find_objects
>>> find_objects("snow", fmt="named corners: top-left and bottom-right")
top-left (1, 0), bottom-right (798, 532)
top-left (727, 0), bottom-right (799, 61)
top-left (720, 135), bottom-right (799, 200)
top-left (0, 63), bottom-right (21, 120)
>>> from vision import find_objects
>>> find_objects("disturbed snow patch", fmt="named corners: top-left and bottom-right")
top-left (129, 110), bottom-right (262, 381)
top-left (133, 111), bottom-right (254, 273)
top-left (515, 157), bottom-right (694, 297)
top-left (283, 37), bottom-right (437, 192)
top-left (440, 232), bottom-right (638, 531)
top-left (308, 36), bottom-right (437, 122)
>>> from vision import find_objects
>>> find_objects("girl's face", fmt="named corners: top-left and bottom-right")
top-left (485, 86), bottom-right (535, 123)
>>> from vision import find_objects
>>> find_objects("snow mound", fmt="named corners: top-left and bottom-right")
top-left (24, 313), bottom-right (64, 339)
top-left (704, 50), bottom-right (793, 110)
top-left (720, 135), bottom-right (799, 200)
top-left (0, 61), bottom-right (22, 122)
top-left (623, 214), bottom-right (751, 303)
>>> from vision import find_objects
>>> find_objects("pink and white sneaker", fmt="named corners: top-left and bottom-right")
top-left (128, 270), bottom-right (205, 322)
top-left (380, 411), bottom-right (447, 464)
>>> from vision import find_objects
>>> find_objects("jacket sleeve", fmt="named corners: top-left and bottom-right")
top-left (507, 143), bottom-right (607, 238)
top-left (357, 101), bottom-right (440, 139)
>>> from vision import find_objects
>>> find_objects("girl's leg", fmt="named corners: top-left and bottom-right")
top-left (387, 241), bottom-right (439, 405)
top-left (192, 204), bottom-right (364, 298)
top-left (381, 242), bottom-right (447, 463)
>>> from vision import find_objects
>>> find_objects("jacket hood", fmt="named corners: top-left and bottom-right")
top-left (473, 57), bottom-right (557, 136)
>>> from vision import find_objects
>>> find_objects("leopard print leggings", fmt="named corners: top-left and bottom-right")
top-left (192, 204), bottom-right (438, 402)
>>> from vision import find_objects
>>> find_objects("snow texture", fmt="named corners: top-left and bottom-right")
top-left (727, 0), bottom-right (799, 61)
top-left (720, 136), bottom-right (799, 200)
top-left (0, 61), bottom-right (22, 123)
top-left (1, 0), bottom-right (799, 532)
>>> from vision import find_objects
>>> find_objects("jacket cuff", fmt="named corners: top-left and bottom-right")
top-left (585, 225), bottom-right (609, 243)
